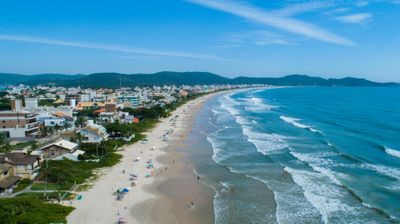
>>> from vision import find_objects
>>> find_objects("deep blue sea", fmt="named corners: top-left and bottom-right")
top-left (188, 87), bottom-right (400, 224)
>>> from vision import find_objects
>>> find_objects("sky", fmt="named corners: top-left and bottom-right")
top-left (0, 0), bottom-right (399, 81)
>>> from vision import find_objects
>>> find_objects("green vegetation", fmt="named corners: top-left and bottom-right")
top-left (0, 97), bottom-right (10, 110)
top-left (13, 179), bottom-right (33, 193)
top-left (76, 108), bottom-right (98, 118)
top-left (122, 105), bottom-right (169, 119)
top-left (31, 183), bottom-right (61, 191)
top-left (36, 139), bottom-right (124, 190)
top-left (38, 99), bottom-right (55, 107)
top-left (0, 197), bottom-right (74, 224)
top-left (105, 118), bottom-right (157, 138)
top-left (0, 140), bottom-right (38, 153)
top-left (74, 116), bottom-right (86, 127)
top-left (16, 192), bottom-right (72, 200)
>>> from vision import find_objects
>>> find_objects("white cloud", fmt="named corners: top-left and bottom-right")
top-left (0, 34), bottom-right (223, 61)
top-left (185, 0), bottom-right (355, 46)
top-left (355, 1), bottom-right (369, 7)
top-left (335, 13), bottom-right (372, 24)
top-left (225, 31), bottom-right (294, 46)
top-left (273, 1), bottom-right (334, 17)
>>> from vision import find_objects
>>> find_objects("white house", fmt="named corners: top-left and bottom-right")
top-left (44, 117), bottom-right (66, 127)
top-left (79, 121), bottom-right (109, 144)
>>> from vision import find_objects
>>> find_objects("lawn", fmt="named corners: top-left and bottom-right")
top-left (31, 183), bottom-right (62, 191)
top-left (16, 192), bottom-right (72, 200)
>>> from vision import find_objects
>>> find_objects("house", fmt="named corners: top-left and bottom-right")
top-left (117, 95), bottom-right (139, 107)
top-left (44, 117), bottom-right (66, 127)
top-left (99, 112), bottom-right (116, 123)
top-left (0, 164), bottom-right (21, 194)
top-left (76, 102), bottom-right (105, 111)
top-left (0, 152), bottom-right (40, 179)
top-left (37, 112), bottom-right (66, 127)
top-left (38, 139), bottom-right (78, 159)
top-left (79, 121), bottom-right (109, 144)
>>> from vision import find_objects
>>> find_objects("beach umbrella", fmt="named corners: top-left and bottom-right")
top-left (121, 188), bottom-right (130, 193)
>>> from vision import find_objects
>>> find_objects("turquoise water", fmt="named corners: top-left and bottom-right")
top-left (188, 87), bottom-right (400, 224)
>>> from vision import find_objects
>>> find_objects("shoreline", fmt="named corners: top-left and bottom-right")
top-left (131, 93), bottom-right (216, 224)
top-left (67, 92), bottom-right (220, 224)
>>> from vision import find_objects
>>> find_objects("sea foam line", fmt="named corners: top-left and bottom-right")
top-left (284, 167), bottom-right (356, 223)
top-left (222, 94), bottom-right (289, 155)
top-left (384, 147), bottom-right (400, 159)
top-left (280, 116), bottom-right (321, 133)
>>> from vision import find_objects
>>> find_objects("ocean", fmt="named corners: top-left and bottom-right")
top-left (186, 87), bottom-right (400, 224)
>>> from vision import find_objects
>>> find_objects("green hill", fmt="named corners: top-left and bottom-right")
top-left (0, 72), bottom-right (397, 88)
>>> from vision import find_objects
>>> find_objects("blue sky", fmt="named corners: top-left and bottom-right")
top-left (0, 0), bottom-right (399, 81)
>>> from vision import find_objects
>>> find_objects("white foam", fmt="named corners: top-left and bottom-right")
top-left (289, 151), bottom-right (341, 186)
top-left (242, 126), bottom-right (288, 155)
top-left (361, 163), bottom-right (400, 181)
top-left (243, 96), bottom-right (278, 112)
top-left (220, 101), bottom-right (240, 116)
top-left (280, 116), bottom-right (321, 133)
top-left (220, 94), bottom-right (289, 155)
top-left (284, 167), bottom-right (355, 223)
top-left (385, 147), bottom-right (400, 159)
top-left (206, 133), bottom-right (226, 163)
top-left (211, 108), bottom-right (224, 116)
top-left (226, 167), bottom-right (321, 224)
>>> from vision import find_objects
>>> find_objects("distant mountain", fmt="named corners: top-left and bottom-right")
top-left (60, 72), bottom-right (230, 88)
top-left (0, 73), bottom-right (83, 85)
top-left (0, 72), bottom-right (398, 88)
top-left (232, 75), bottom-right (399, 87)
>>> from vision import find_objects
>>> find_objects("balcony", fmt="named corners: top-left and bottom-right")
top-left (26, 122), bottom-right (39, 130)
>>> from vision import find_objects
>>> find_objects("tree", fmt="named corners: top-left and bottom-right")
top-left (75, 116), bottom-right (86, 127)
top-left (0, 132), bottom-right (5, 145)
top-left (30, 141), bottom-right (38, 151)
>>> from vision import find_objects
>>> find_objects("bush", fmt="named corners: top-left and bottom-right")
top-left (0, 197), bottom-right (74, 224)
top-left (13, 179), bottom-right (32, 193)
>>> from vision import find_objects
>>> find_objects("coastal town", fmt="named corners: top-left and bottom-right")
top-left (0, 82), bottom-right (256, 223)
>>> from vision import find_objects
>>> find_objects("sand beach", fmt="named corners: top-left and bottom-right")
top-left (67, 93), bottom-right (218, 224)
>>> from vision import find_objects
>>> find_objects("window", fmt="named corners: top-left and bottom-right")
top-left (50, 149), bottom-right (55, 156)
